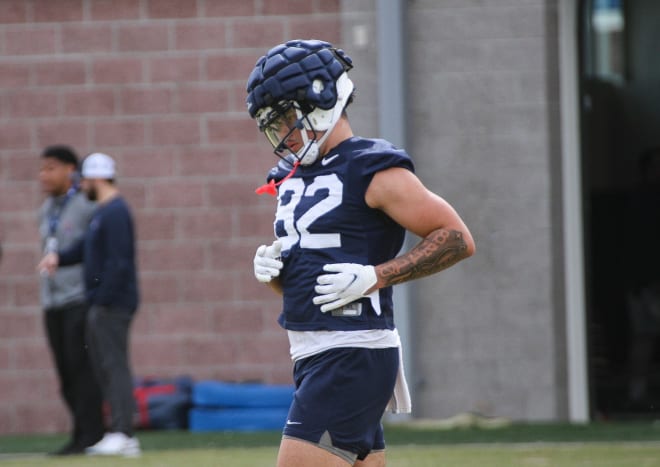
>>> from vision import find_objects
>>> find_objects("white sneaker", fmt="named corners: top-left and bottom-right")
top-left (85, 432), bottom-right (141, 457)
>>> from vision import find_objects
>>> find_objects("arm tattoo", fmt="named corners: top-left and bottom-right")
top-left (379, 228), bottom-right (469, 287)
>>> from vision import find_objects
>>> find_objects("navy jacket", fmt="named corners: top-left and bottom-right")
top-left (59, 196), bottom-right (139, 312)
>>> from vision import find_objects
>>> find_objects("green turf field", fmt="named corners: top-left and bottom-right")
top-left (1, 422), bottom-right (659, 466)
top-left (2, 443), bottom-right (660, 467)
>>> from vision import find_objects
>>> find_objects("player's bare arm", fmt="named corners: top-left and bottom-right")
top-left (377, 228), bottom-right (469, 288)
top-left (365, 166), bottom-right (475, 291)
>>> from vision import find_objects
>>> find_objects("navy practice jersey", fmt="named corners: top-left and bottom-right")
top-left (266, 136), bottom-right (415, 331)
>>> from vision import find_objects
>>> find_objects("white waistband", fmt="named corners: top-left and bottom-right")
top-left (287, 328), bottom-right (400, 361)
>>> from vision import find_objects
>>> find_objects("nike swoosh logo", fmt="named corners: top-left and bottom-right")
top-left (286, 420), bottom-right (302, 425)
top-left (321, 154), bottom-right (340, 166)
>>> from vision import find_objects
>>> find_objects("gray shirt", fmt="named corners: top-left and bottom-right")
top-left (38, 191), bottom-right (95, 310)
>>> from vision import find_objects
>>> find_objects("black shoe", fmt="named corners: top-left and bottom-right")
top-left (49, 440), bottom-right (85, 456)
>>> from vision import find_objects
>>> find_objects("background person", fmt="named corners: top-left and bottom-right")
top-left (248, 39), bottom-right (475, 467)
top-left (39, 152), bottom-right (141, 458)
top-left (37, 145), bottom-right (104, 455)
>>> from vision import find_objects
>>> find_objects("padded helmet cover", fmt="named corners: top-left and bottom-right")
top-left (246, 39), bottom-right (353, 118)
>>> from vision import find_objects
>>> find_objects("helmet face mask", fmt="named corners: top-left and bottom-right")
top-left (257, 102), bottom-right (300, 150)
top-left (257, 101), bottom-right (319, 164)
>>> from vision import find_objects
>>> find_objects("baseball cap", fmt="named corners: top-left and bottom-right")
top-left (82, 153), bottom-right (116, 179)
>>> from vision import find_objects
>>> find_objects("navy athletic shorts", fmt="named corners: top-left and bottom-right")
top-left (283, 346), bottom-right (399, 461)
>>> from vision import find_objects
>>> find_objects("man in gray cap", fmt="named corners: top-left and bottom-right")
top-left (39, 152), bottom-right (141, 457)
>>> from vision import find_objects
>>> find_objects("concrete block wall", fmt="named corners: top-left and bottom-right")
top-left (406, 0), bottom-right (564, 420)
top-left (0, 0), bottom-right (340, 434)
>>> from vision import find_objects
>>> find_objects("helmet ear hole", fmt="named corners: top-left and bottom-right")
top-left (312, 79), bottom-right (324, 94)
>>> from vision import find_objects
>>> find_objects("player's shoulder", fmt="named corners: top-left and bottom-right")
top-left (346, 137), bottom-right (414, 173)
top-left (267, 154), bottom-right (298, 182)
top-left (347, 136), bottom-right (398, 152)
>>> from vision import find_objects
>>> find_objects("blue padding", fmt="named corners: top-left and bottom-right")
top-left (192, 381), bottom-right (294, 408)
top-left (188, 407), bottom-right (289, 432)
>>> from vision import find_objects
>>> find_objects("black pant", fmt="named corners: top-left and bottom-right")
top-left (44, 303), bottom-right (105, 447)
top-left (86, 305), bottom-right (136, 437)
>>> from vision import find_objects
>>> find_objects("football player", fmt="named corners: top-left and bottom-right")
top-left (248, 39), bottom-right (475, 467)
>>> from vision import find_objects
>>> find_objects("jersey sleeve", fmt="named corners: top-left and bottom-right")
top-left (348, 139), bottom-right (415, 201)
top-left (357, 140), bottom-right (414, 176)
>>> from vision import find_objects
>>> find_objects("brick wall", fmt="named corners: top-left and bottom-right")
top-left (0, 0), bottom-right (340, 434)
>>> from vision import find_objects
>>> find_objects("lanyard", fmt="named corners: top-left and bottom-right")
top-left (47, 186), bottom-right (78, 237)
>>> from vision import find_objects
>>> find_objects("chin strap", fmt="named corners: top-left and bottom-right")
top-left (255, 161), bottom-right (300, 196)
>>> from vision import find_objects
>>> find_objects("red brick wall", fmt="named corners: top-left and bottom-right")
top-left (0, 0), bottom-right (340, 434)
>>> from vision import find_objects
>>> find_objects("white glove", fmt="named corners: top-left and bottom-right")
top-left (253, 240), bottom-right (283, 283)
top-left (313, 263), bottom-right (378, 313)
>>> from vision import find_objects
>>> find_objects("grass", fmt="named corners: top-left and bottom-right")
top-left (1, 422), bottom-right (660, 466)
top-left (3, 444), bottom-right (660, 467)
